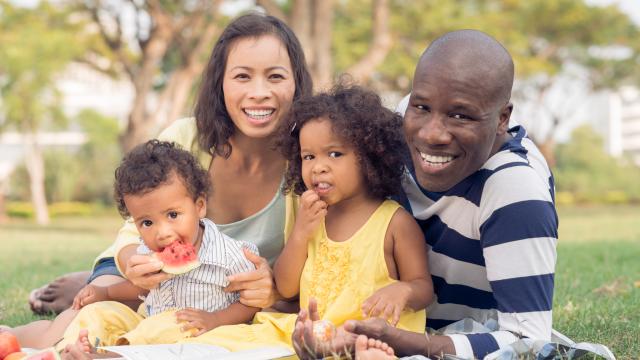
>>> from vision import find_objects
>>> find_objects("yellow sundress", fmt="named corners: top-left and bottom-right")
top-left (180, 200), bottom-right (425, 351)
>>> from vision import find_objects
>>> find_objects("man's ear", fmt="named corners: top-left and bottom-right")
top-left (196, 196), bottom-right (207, 218)
top-left (497, 102), bottom-right (513, 135)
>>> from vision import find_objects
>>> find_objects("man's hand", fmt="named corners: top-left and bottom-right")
top-left (361, 282), bottom-right (412, 326)
top-left (71, 284), bottom-right (108, 310)
top-left (292, 298), bottom-right (358, 359)
top-left (175, 308), bottom-right (220, 337)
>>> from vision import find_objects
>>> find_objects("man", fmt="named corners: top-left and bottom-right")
top-left (294, 29), bottom-right (558, 359)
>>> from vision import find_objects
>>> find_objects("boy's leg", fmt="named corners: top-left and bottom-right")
top-left (57, 301), bottom-right (143, 351)
top-left (10, 308), bottom-right (79, 349)
top-left (118, 310), bottom-right (192, 345)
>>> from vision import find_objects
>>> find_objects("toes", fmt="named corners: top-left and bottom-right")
top-left (355, 334), bottom-right (368, 352)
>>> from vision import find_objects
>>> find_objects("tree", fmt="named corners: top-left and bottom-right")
top-left (256, 0), bottom-right (392, 88)
top-left (0, 1), bottom-right (86, 224)
top-left (77, 0), bottom-right (224, 151)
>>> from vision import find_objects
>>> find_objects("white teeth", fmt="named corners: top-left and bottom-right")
top-left (316, 182), bottom-right (331, 189)
top-left (419, 152), bottom-right (454, 164)
top-left (244, 109), bottom-right (274, 118)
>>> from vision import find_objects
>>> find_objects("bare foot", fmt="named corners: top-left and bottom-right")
top-left (355, 335), bottom-right (395, 360)
top-left (60, 329), bottom-right (91, 360)
top-left (29, 272), bottom-right (90, 315)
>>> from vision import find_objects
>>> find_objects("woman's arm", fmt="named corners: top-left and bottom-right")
top-left (273, 190), bottom-right (327, 298)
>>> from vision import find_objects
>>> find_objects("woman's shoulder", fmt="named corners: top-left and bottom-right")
top-left (158, 117), bottom-right (197, 147)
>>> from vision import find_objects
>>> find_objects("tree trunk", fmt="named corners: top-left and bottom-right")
top-left (0, 183), bottom-right (8, 224)
top-left (312, 0), bottom-right (334, 89)
top-left (24, 131), bottom-right (49, 225)
top-left (345, 0), bottom-right (392, 84)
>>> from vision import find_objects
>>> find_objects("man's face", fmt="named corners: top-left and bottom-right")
top-left (404, 60), bottom-right (511, 192)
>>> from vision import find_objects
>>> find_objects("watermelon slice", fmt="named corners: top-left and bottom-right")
top-left (153, 241), bottom-right (201, 275)
top-left (24, 348), bottom-right (61, 360)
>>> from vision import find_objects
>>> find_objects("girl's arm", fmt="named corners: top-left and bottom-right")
top-left (361, 208), bottom-right (433, 324)
top-left (390, 208), bottom-right (434, 310)
top-left (273, 190), bottom-right (327, 298)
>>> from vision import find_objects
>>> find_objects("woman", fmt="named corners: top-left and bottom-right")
top-left (14, 12), bottom-right (312, 348)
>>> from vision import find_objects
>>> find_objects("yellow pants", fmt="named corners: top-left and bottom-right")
top-left (58, 301), bottom-right (192, 351)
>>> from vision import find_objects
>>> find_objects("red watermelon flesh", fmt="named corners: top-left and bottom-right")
top-left (24, 348), bottom-right (61, 360)
top-left (153, 241), bottom-right (201, 275)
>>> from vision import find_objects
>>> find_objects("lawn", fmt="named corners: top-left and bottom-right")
top-left (1, 205), bottom-right (639, 358)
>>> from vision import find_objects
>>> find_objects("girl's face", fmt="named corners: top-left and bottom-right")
top-left (124, 173), bottom-right (206, 252)
top-left (299, 118), bottom-right (367, 206)
top-left (223, 35), bottom-right (296, 140)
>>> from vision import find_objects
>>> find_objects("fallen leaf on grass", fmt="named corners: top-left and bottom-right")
top-left (563, 300), bottom-right (577, 313)
top-left (592, 277), bottom-right (630, 296)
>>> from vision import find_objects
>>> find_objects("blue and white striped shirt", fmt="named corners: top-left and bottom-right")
top-left (138, 218), bottom-right (258, 316)
top-left (398, 125), bottom-right (558, 359)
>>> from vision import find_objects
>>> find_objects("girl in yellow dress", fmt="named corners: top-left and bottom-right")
top-left (180, 84), bottom-right (434, 354)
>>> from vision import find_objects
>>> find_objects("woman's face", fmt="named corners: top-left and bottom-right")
top-left (223, 35), bottom-right (296, 140)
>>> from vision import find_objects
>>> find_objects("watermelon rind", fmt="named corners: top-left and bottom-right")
top-left (153, 253), bottom-right (201, 275)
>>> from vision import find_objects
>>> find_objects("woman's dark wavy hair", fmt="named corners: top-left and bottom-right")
top-left (194, 12), bottom-right (313, 158)
top-left (114, 140), bottom-right (210, 218)
top-left (277, 84), bottom-right (407, 200)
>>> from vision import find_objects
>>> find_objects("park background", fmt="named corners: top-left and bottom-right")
top-left (0, 0), bottom-right (639, 358)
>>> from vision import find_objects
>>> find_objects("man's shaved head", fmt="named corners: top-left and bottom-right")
top-left (404, 29), bottom-right (515, 192)
top-left (419, 29), bottom-right (514, 106)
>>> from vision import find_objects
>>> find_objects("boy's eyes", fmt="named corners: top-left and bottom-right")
top-left (168, 211), bottom-right (178, 219)
top-left (141, 220), bottom-right (153, 227)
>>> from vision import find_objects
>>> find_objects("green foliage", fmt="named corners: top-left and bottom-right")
top-left (554, 125), bottom-right (640, 204)
top-left (0, 1), bottom-right (87, 132)
top-left (8, 110), bottom-right (121, 204)
top-left (332, 0), bottom-right (639, 92)
top-left (6, 201), bottom-right (100, 218)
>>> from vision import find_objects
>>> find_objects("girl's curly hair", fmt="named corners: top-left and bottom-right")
top-left (114, 140), bottom-right (210, 218)
top-left (277, 84), bottom-right (407, 199)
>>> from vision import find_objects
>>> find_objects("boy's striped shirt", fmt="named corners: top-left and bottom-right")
top-left (399, 125), bottom-right (558, 359)
top-left (139, 218), bottom-right (258, 316)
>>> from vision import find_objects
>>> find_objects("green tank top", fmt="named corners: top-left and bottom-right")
top-left (216, 180), bottom-right (286, 266)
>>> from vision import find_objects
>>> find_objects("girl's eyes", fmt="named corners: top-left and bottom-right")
top-left (328, 151), bottom-right (342, 158)
top-left (168, 211), bottom-right (178, 219)
top-left (302, 154), bottom-right (314, 161)
top-left (141, 220), bottom-right (153, 227)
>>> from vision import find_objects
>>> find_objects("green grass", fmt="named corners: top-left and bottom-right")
top-left (554, 205), bottom-right (640, 359)
top-left (1, 205), bottom-right (639, 358)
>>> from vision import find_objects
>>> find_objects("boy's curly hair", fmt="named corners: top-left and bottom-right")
top-left (114, 140), bottom-right (210, 218)
top-left (277, 84), bottom-right (407, 199)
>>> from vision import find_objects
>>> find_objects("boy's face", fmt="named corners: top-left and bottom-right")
top-left (299, 118), bottom-right (366, 206)
top-left (124, 173), bottom-right (207, 252)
